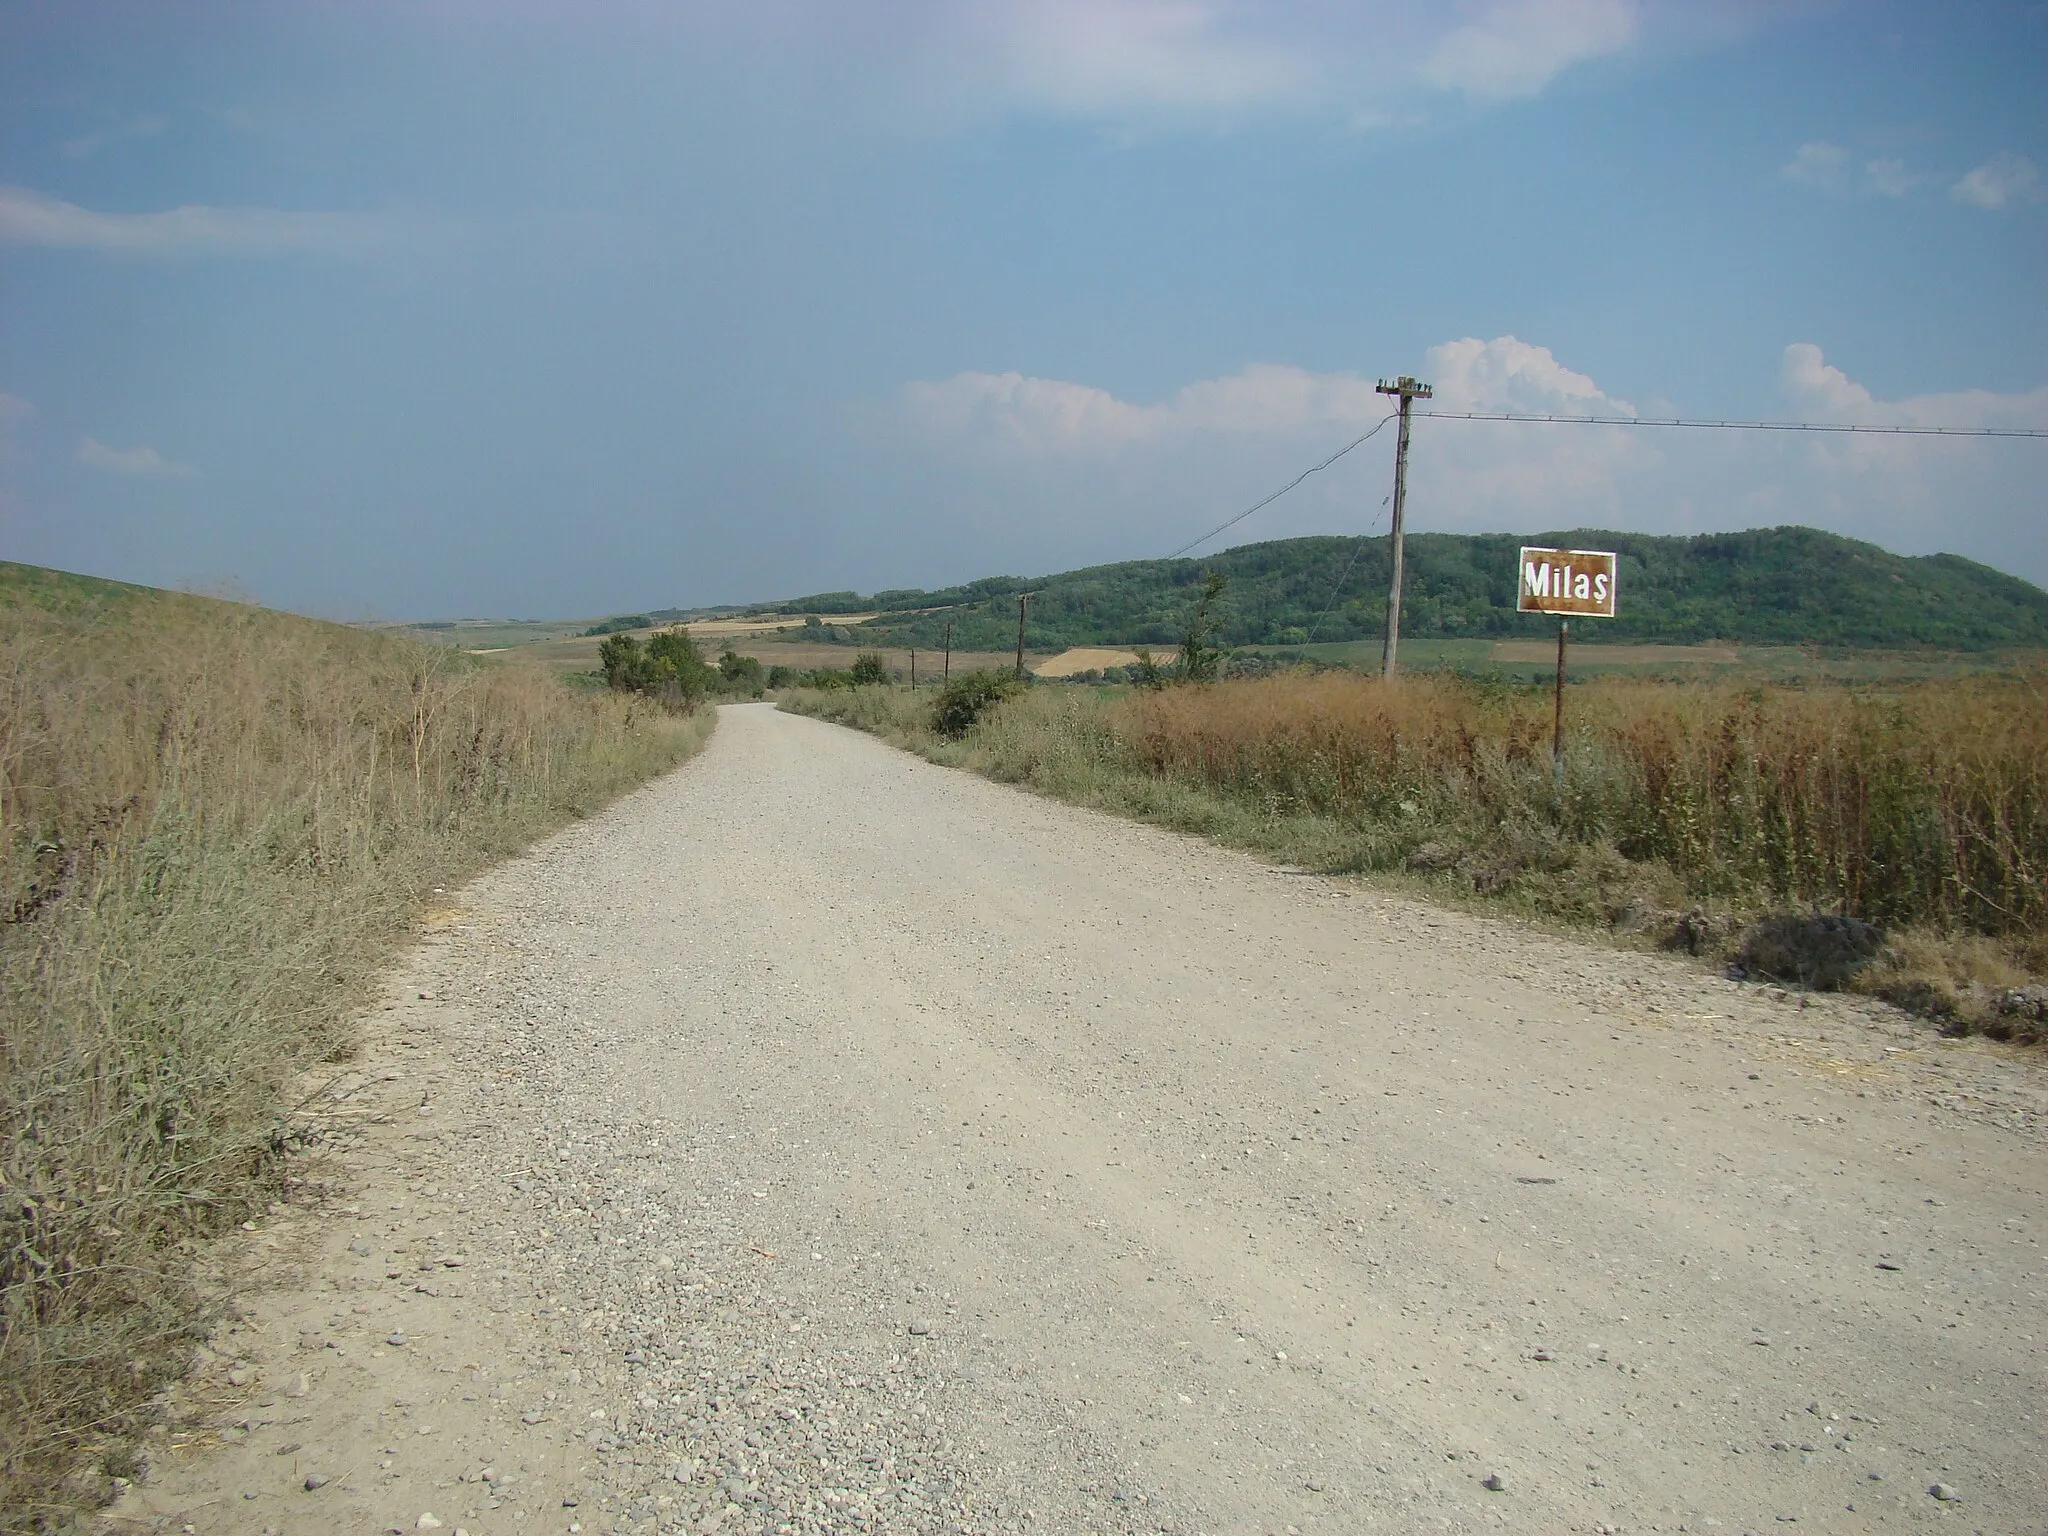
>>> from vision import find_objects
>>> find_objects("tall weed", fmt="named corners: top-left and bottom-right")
top-left (783, 672), bottom-right (2047, 1028)
top-left (0, 583), bottom-right (711, 1519)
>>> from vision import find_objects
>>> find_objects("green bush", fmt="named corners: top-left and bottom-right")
top-left (598, 628), bottom-right (717, 707)
top-left (718, 649), bottom-right (768, 698)
top-left (850, 652), bottom-right (889, 686)
top-left (931, 668), bottom-right (1021, 738)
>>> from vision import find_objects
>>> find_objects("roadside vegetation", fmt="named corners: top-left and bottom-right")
top-left (782, 667), bottom-right (2048, 1043)
top-left (0, 565), bottom-right (713, 1521)
top-left (597, 628), bottom-right (773, 701)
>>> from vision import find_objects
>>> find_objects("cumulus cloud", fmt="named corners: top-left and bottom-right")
top-left (414, 0), bottom-right (1752, 124)
top-left (1863, 157), bottom-right (1915, 197)
top-left (1422, 0), bottom-right (1637, 101)
top-left (0, 186), bottom-right (399, 258)
top-left (898, 339), bottom-right (2048, 579)
top-left (905, 362), bottom-right (1407, 453)
top-left (1781, 342), bottom-right (2048, 429)
top-left (1782, 146), bottom-right (1930, 201)
top-left (956, 0), bottom-right (1316, 115)
top-left (908, 337), bottom-right (1639, 456)
top-left (1426, 335), bottom-right (1626, 414)
top-left (901, 337), bottom-right (1661, 545)
top-left (1781, 140), bottom-right (1848, 188)
top-left (1950, 152), bottom-right (2043, 210)
top-left (77, 437), bottom-right (197, 478)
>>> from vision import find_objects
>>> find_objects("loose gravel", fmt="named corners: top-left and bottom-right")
top-left (110, 701), bottom-right (2047, 1536)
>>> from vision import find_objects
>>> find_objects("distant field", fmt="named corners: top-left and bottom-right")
top-left (381, 616), bottom-right (595, 650)
top-left (403, 614), bottom-right (2047, 688)
top-left (692, 612), bottom-right (879, 635)
top-left (1033, 646), bottom-right (1180, 677)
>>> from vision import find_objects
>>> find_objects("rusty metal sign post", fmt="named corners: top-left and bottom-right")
top-left (1516, 547), bottom-right (1618, 773)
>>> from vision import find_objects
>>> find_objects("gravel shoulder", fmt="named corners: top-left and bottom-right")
top-left (105, 701), bottom-right (2047, 1536)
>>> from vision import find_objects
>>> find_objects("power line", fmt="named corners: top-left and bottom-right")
top-left (1167, 411), bottom-right (1399, 559)
top-left (1304, 492), bottom-right (1390, 645)
top-left (1138, 395), bottom-right (2044, 663)
top-left (1415, 410), bottom-right (2048, 438)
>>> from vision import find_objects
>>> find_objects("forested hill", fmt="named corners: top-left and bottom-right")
top-left (762, 527), bottom-right (2048, 653)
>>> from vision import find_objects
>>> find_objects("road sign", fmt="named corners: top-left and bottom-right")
top-left (1517, 547), bottom-right (1618, 618)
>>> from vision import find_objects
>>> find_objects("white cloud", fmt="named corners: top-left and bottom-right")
top-left (1781, 140), bottom-right (1848, 188)
top-left (898, 339), bottom-right (2048, 579)
top-left (1426, 335), bottom-right (1626, 414)
top-left (455, 0), bottom-right (1761, 126)
top-left (77, 437), bottom-right (197, 478)
top-left (1863, 157), bottom-right (1915, 197)
top-left (0, 186), bottom-right (398, 258)
top-left (1781, 342), bottom-right (2048, 429)
top-left (1950, 152), bottom-right (2043, 210)
top-left (906, 362), bottom-right (1409, 454)
top-left (1765, 344), bottom-right (2048, 562)
top-left (964, 0), bottom-right (1643, 115)
top-left (1783, 146), bottom-right (1940, 201)
top-left (1422, 0), bottom-right (1637, 101)
top-left (60, 114), bottom-right (170, 160)
top-left (960, 0), bottom-right (1316, 115)
top-left (908, 338), bottom-right (1638, 456)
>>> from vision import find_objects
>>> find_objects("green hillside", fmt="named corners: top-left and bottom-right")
top-left (764, 527), bottom-right (2048, 653)
top-left (0, 560), bottom-right (176, 618)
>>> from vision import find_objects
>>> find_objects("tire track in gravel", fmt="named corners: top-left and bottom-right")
top-left (113, 701), bottom-right (2046, 1536)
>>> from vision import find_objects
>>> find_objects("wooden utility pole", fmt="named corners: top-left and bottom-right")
top-left (943, 621), bottom-right (953, 683)
top-left (1374, 374), bottom-right (1432, 678)
top-left (910, 649), bottom-right (917, 688)
top-left (1014, 593), bottom-right (1032, 680)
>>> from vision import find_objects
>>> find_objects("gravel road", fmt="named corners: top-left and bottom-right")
top-left (117, 701), bottom-right (2046, 1536)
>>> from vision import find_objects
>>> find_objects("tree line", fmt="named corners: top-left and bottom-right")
top-left (750, 527), bottom-right (2048, 654)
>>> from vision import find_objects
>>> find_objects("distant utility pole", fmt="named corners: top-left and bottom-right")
top-left (1374, 374), bottom-right (1432, 679)
top-left (943, 621), bottom-right (954, 683)
top-left (1014, 593), bottom-right (1032, 681)
top-left (910, 648), bottom-right (917, 688)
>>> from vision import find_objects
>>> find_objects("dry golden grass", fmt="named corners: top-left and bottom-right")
top-left (0, 568), bottom-right (711, 1521)
top-left (1121, 672), bottom-right (2048, 936)
top-left (1031, 647), bottom-right (1179, 678)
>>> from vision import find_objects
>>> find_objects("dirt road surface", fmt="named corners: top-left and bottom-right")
top-left (112, 702), bottom-right (2045, 1536)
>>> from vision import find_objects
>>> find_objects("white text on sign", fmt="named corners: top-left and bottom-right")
top-left (1517, 547), bottom-right (1618, 618)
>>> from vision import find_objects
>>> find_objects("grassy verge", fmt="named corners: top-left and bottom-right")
top-left (779, 673), bottom-right (2047, 1041)
top-left (1, 570), bottom-right (713, 1522)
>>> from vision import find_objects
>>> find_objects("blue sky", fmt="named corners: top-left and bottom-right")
top-left (2, 0), bottom-right (2044, 618)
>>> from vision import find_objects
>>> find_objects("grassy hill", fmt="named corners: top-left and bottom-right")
top-left (0, 559), bottom-right (186, 618)
top-left (0, 561), bottom-right (714, 1515)
top-left (761, 527), bottom-right (2048, 654)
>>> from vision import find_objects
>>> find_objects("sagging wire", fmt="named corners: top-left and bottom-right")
top-left (1167, 412), bottom-right (1399, 559)
top-left (1304, 492), bottom-right (1391, 646)
top-left (1416, 410), bottom-right (2048, 438)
